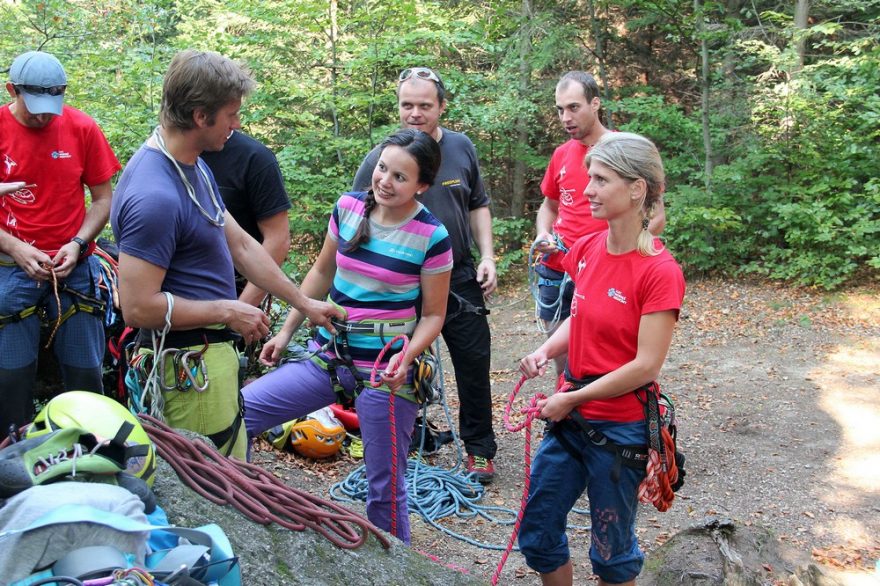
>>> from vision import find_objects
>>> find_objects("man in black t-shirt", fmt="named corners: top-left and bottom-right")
top-left (202, 130), bottom-right (291, 307)
top-left (352, 67), bottom-right (498, 482)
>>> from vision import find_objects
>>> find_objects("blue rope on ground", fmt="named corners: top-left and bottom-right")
top-left (329, 340), bottom-right (591, 550)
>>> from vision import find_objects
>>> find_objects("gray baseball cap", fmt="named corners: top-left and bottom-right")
top-left (9, 51), bottom-right (67, 116)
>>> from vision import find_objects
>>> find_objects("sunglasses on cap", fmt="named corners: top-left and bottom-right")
top-left (14, 84), bottom-right (67, 96)
top-left (398, 68), bottom-right (444, 87)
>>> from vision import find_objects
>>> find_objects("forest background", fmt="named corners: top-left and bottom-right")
top-left (1, 0), bottom-right (877, 290)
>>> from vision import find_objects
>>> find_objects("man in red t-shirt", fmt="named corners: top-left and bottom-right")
top-left (0, 51), bottom-right (121, 439)
top-left (534, 71), bottom-right (665, 373)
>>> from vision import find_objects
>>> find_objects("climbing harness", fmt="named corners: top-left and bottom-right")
top-left (444, 290), bottom-right (490, 324)
top-left (527, 236), bottom-right (571, 333)
top-left (0, 264), bottom-right (106, 347)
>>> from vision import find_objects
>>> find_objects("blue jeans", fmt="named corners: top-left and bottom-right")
top-left (0, 258), bottom-right (105, 436)
top-left (0, 257), bottom-right (104, 370)
top-left (242, 346), bottom-right (420, 543)
top-left (518, 420), bottom-right (647, 583)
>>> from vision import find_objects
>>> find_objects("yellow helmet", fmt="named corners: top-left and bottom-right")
top-left (26, 391), bottom-right (156, 487)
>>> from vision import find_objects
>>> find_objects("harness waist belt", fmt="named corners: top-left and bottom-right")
top-left (329, 318), bottom-right (416, 337)
top-left (137, 327), bottom-right (240, 348)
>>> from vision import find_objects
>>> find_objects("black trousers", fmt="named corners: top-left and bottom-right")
top-left (442, 278), bottom-right (497, 459)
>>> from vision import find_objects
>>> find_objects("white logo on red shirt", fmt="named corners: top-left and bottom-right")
top-left (559, 187), bottom-right (576, 206)
top-left (3, 154), bottom-right (16, 177)
top-left (607, 288), bottom-right (627, 304)
top-left (570, 291), bottom-right (585, 317)
top-left (558, 165), bottom-right (567, 180)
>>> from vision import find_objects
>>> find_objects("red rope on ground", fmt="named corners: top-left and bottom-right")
top-left (369, 333), bottom-right (409, 541)
top-left (138, 414), bottom-right (391, 550)
top-left (637, 426), bottom-right (678, 512)
top-left (492, 375), bottom-right (546, 586)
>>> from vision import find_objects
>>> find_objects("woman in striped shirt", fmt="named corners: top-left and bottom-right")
top-left (243, 128), bottom-right (452, 543)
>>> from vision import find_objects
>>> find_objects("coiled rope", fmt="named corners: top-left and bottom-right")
top-left (527, 239), bottom-right (571, 334)
top-left (637, 426), bottom-right (678, 512)
top-left (138, 414), bottom-right (390, 550)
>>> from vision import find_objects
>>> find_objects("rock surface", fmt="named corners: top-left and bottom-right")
top-left (151, 439), bottom-right (484, 586)
top-left (640, 516), bottom-right (844, 586)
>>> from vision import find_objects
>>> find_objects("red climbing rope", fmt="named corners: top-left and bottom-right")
top-left (138, 414), bottom-right (391, 550)
top-left (492, 375), bottom-right (546, 586)
top-left (369, 333), bottom-right (409, 540)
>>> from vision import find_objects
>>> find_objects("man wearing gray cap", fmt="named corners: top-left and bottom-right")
top-left (0, 51), bottom-right (121, 440)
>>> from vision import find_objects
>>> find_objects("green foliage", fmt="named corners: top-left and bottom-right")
top-left (1, 0), bottom-right (876, 291)
top-left (491, 216), bottom-right (532, 277)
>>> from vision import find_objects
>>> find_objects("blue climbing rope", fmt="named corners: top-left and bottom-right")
top-left (329, 339), bottom-right (590, 550)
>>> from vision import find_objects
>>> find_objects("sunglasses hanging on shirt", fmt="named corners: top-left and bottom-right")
top-left (152, 126), bottom-right (225, 228)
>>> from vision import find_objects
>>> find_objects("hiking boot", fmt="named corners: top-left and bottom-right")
top-left (466, 455), bottom-right (495, 484)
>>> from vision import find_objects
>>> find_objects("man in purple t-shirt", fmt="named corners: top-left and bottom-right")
top-left (111, 50), bottom-right (340, 459)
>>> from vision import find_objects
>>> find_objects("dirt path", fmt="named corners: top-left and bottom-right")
top-left (256, 278), bottom-right (880, 583)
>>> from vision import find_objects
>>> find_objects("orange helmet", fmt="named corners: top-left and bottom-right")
top-left (289, 418), bottom-right (345, 459)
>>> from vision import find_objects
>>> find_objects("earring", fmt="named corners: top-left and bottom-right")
top-left (642, 217), bottom-right (649, 231)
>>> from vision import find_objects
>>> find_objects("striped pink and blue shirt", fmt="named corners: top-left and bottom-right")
top-left (316, 192), bottom-right (453, 386)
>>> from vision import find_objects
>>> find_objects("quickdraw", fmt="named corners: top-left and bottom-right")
top-left (156, 342), bottom-right (210, 393)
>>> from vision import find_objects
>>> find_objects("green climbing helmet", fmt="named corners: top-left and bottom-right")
top-left (26, 391), bottom-right (157, 487)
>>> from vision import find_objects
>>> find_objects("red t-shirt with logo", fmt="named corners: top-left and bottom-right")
top-left (540, 139), bottom-right (607, 272)
top-left (0, 104), bottom-right (120, 254)
top-left (562, 231), bottom-right (685, 422)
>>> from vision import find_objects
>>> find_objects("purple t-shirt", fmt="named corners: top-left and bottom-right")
top-left (111, 145), bottom-right (236, 301)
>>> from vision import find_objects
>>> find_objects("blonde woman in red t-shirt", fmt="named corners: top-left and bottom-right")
top-left (518, 132), bottom-right (685, 586)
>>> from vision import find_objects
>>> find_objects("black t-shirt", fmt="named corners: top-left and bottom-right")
top-left (201, 131), bottom-right (290, 242)
top-left (353, 128), bottom-right (490, 284)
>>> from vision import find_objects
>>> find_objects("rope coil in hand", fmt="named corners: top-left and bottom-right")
top-left (138, 414), bottom-right (390, 550)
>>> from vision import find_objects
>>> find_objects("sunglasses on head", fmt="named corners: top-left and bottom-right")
top-left (398, 68), bottom-right (443, 87)
top-left (14, 84), bottom-right (67, 96)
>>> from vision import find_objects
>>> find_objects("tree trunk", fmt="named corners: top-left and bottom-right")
top-left (588, 0), bottom-right (613, 129)
top-left (329, 0), bottom-right (342, 164)
top-left (794, 0), bottom-right (810, 72)
top-left (510, 0), bottom-right (533, 218)
top-left (695, 0), bottom-right (713, 187)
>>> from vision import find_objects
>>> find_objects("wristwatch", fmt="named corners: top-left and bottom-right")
top-left (71, 236), bottom-right (89, 257)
